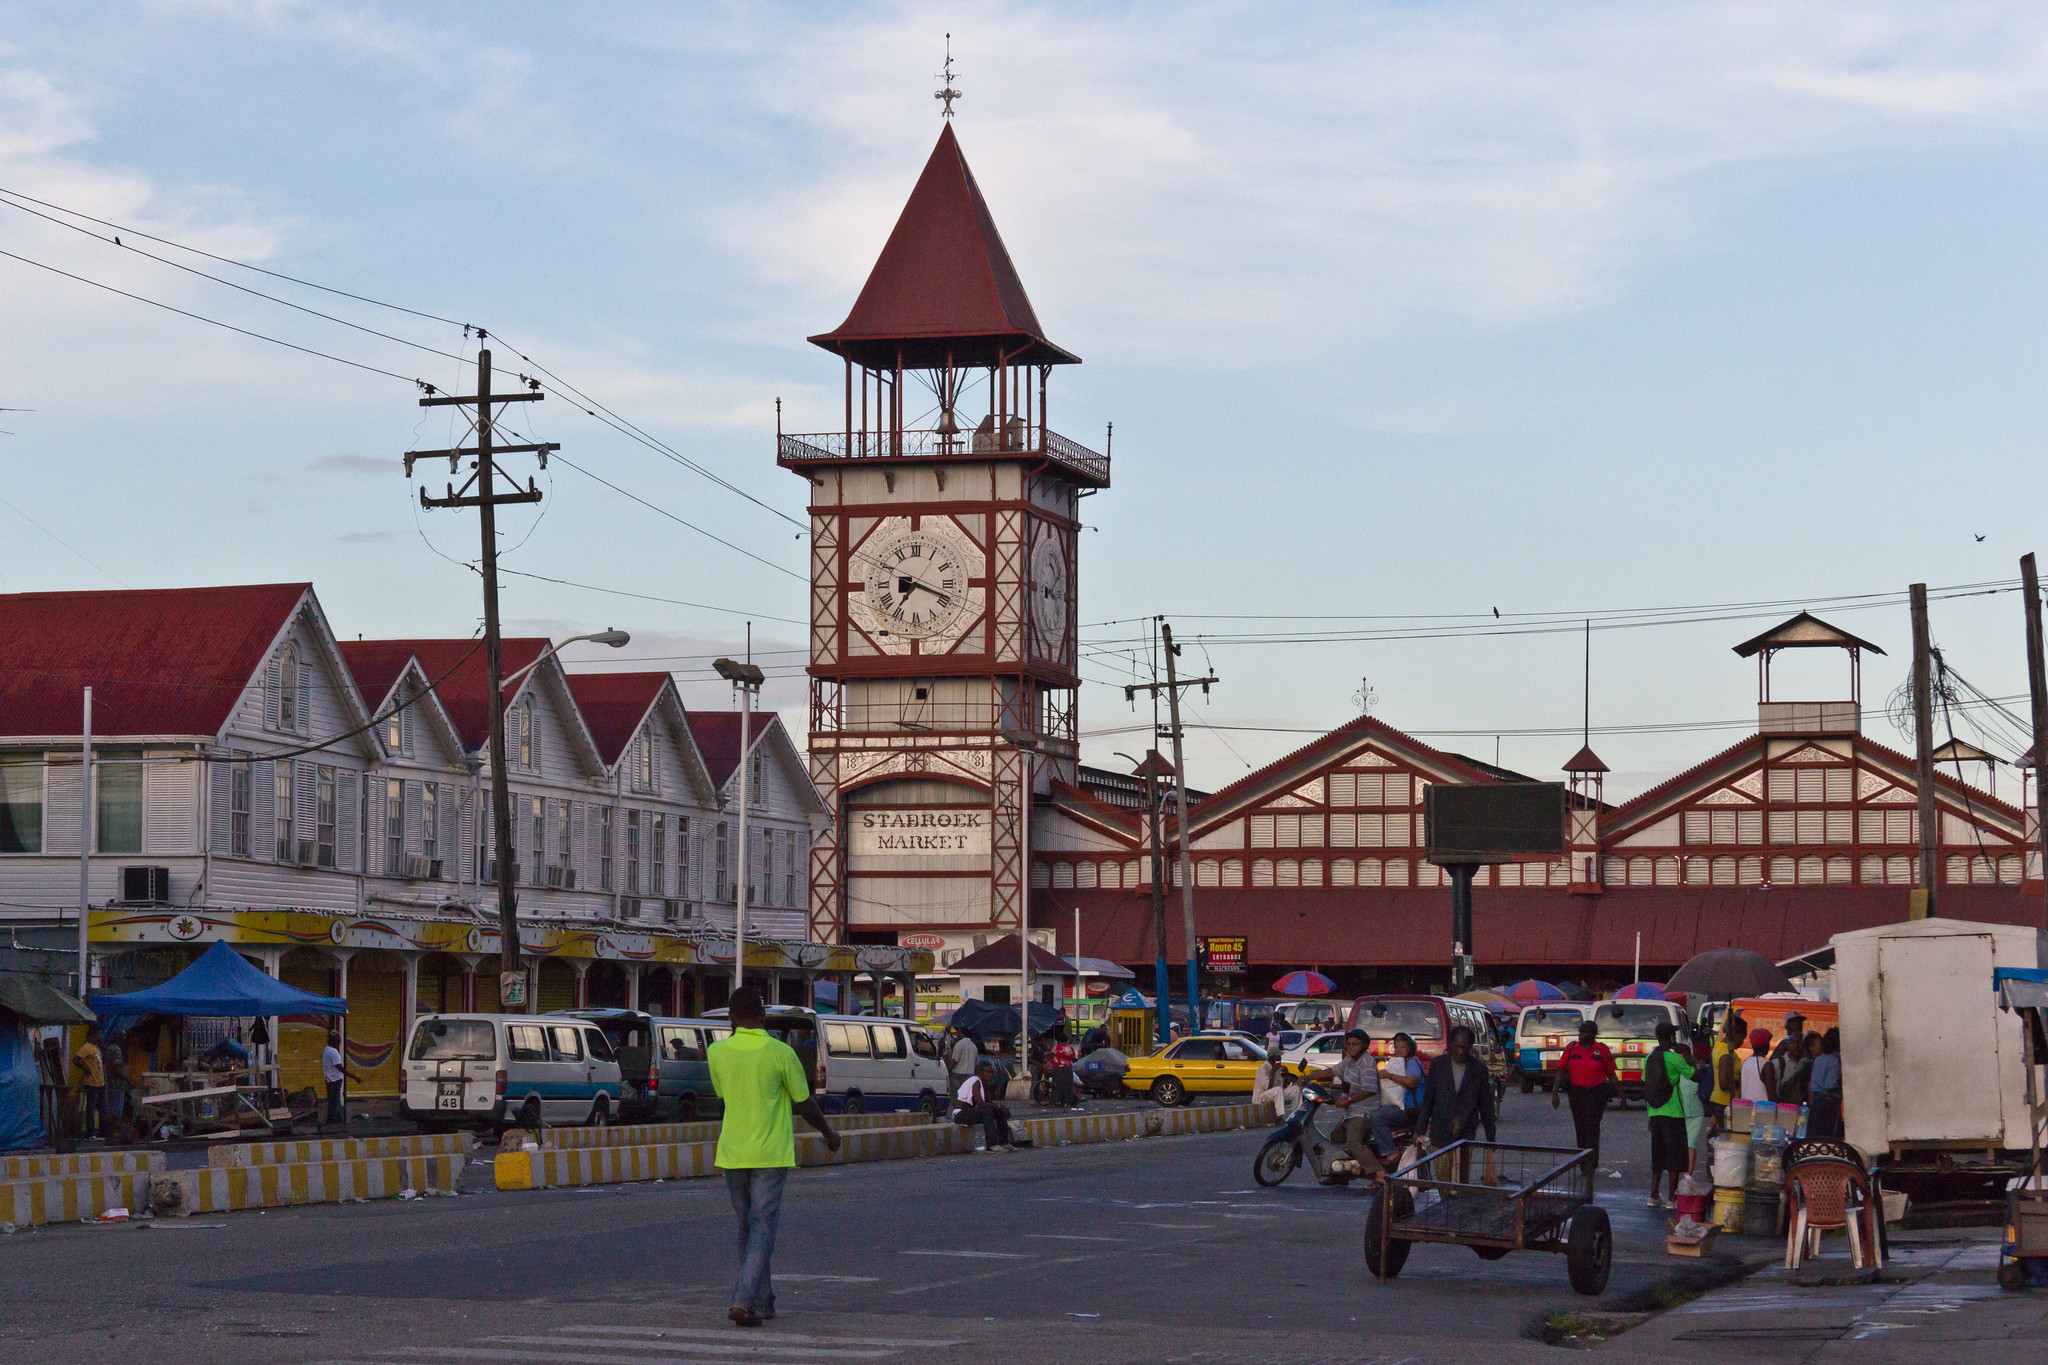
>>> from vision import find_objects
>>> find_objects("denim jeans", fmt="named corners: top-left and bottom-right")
top-left (724, 1166), bottom-right (789, 1313)
top-left (325, 1079), bottom-right (346, 1129)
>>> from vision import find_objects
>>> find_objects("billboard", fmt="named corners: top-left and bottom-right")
top-left (1424, 783), bottom-right (1567, 865)
top-left (1198, 935), bottom-right (1248, 974)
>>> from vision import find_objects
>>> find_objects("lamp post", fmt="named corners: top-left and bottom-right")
top-left (493, 628), bottom-right (629, 1008)
top-left (715, 657), bottom-right (766, 992)
top-left (1002, 727), bottom-right (1040, 1093)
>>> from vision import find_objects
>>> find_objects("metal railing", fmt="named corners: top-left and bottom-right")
top-left (778, 427), bottom-right (1109, 484)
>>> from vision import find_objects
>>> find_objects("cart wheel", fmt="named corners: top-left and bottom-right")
top-left (1253, 1137), bottom-right (1300, 1187)
top-left (1472, 1245), bottom-right (1513, 1261)
top-left (1567, 1206), bottom-right (1613, 1296)
top-left (1150, 1077), bottom-right (1186, 1107)
top-left (1998, 1260), bottom-right (2028, 1292)
top-left (1363, 1188), bottom-right (1411, 1280)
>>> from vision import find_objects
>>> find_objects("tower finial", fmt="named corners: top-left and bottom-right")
top-left (935, 33), bottom-right (961, 119)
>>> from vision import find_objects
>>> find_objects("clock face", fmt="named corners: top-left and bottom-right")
top-left (1030, 532), bottom-right (1068, 652)
top-left (861, 521), bottom-right (977, 643)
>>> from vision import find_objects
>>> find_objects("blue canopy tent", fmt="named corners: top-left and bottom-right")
top-left (88, 941), bottom-right (347, 1020)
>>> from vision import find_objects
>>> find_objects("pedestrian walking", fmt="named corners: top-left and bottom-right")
top-left (1421, 1025), bottom-right (1498, 1151)
top-left (320, 1030), bottom-right (362, 1134)
top-left (1807, 1028), bottom-right (1844, 1139)
top-left (1644, 1021), bottom-right (1696, 1208)
top-left (707, 987), bottom-right (840, 1329)
top-left (1550, 1020), bottom-right (1617, 1171)
top-left (72, 1025), bottom-right (106, 1141)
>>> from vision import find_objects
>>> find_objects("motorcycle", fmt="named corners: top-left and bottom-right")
top-left (1252, 1080), bottom-right (1418, 1188)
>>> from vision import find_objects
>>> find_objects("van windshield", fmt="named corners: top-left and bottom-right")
top-left (410, 1019), bottom-right (495, 1061)
top-left (1596, 1004), bottom-right (1673, 1039)
top-left (1352, 1001), bottom-right (1443, 1040)
top-left (1520, 1007), bottom-right (1584, 1030)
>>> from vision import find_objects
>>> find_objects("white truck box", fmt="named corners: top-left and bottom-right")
top-left (1834, 918), bottom-right (2047, 1159)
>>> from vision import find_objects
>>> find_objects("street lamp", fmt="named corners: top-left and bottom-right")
top-left (715, 657), bottom-right (766, 991)
top-left (501, 628), bottom-right (631, 691)
top-left (1001, 727), bottom-right (1040, 1093)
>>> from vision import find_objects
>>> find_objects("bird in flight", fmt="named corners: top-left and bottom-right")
top-left (1975, 534), bottom-right (1986, 542)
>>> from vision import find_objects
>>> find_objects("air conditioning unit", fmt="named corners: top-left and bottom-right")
top-left (663, 898), bottom-right (685, 923)
top-left (546, 865), bottom-right (566, 888)
top-left (120, 866), bottom-right (172, 904)
top-left (404, 854), bottom-right (432, 880)
top-left (296, 839), bottom-right (316, 867)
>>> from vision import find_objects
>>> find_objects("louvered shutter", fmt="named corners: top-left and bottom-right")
top-left (337, 769), bottom-right (358, 870)
top-left (209, 760), bottom-right (232, 855)
top-left (296, 666), bottom-right (312, 738)
top-left (440, 786), bottom-right (456, 875)
top-left (293, 760), bottom-right (318, 860)
top-left (365, 779), bottom-right (385, 875)
top-left (403, 781), bottom-right (423, 859)
top-left (252, 760), bottom-right (275, 860)
top-left (689, 829), bottom-right (703, 899)
top-left (569, 802), bottom-right (585, 882)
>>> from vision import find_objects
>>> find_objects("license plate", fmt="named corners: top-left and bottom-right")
top-left (436, 1095), bottom-right (462, 1110)
top-left (1540, 1051), bottom-right (1562, 1063)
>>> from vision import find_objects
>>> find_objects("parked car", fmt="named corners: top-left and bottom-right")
top-left (703, 1005), bottom-right (821, 1095)
top-left (1281, 1030), bottom-right (1346, 1072)
top-left (402, 1013), bottom-right (623, 1134)
top-left (651, 1017), bottom-right (732, 1121)
top-left (1122, 1034), bottom-right (1269, 1106)
top-left (552, 1008), bottom-right (659, 1123)
top-left (1588, 999), bottom-right (1688, 1103)
top-left (816, 1014), bottom-right (949, 1116)
top-left (1514, 1003), bottom-right (1594, 1093)
top-left (1272, 999), bottom-right (1345, 1033)
top-left (1345, 994), bottom-right (1509, 1098)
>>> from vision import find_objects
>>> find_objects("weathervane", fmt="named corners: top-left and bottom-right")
top-left (935, 33), bottom-right (961, 118)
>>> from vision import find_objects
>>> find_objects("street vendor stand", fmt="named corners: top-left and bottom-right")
top-left (1994, 967), bottom-right (2048, 1288)
top-left (88, 941), bottom-right (346, 1139)
top-left (0, 976), bottom-right (95, 1150)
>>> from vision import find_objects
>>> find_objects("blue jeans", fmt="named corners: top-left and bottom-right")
top-left (325, 1079), bottom-right (346, 1129)
top-left (724, 1166), bottom-right (789, 1313)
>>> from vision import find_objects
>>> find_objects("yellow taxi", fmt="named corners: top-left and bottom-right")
top-left (1121, 1034), bottom-right (1277, 1106)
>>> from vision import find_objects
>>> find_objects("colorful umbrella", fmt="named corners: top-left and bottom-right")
top-left (1271, 970), bottom-right (1334, 997)
top-left (1502, 979), bottom-right (1566, 1003)
top-left (1455, 988), bottom-right (1517, 1014)
top-left (1613, 981), bottom-right (1666, 1001)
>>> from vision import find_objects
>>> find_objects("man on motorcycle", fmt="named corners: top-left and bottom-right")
top-left (1307, 1029), bottom-right (1399, 1181)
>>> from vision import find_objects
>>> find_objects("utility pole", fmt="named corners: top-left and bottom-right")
top-left (77, 687), bottom-right (92, 998)
top-left (715, 652), bottom-right (766, 991)
top-left (1126, 622), bottom-right (1218, 1039)
top-left (1910, 582), bottom-right (1938, 918)
top-left (1141, 750), bottom-right (1171, 1045)
top-left (408, 347), bottom-right (554, 1004)
top-left (2022, 555), bottom-right (2048, 924)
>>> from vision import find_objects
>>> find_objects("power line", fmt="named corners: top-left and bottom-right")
top-left (549, 455), bottom-right (803, 581)
top-left (496, 567), bottom-right (805, 626)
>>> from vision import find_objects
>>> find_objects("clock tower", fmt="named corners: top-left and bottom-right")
top-left (780, 123), bottom-right (1107, 956)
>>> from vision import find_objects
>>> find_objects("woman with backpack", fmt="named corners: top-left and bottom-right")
top-left (1645, 1021), bottom-right (1696, 1209)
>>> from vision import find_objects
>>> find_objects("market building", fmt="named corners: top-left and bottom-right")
top-left (0, 582), bottom-right (929, 1100)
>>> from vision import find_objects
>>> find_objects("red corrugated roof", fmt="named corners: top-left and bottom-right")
top-left (687, 710), bottom-right (774, 789)
top-left (354, 638), bottom-right (545, 751)
top-left (948, 933), bottom-right (1075, 975)
top-left (335, 641), bottom-right (417, 713)
top-left (808, 124), bottom-right (1075, 370)
top-left (1564, 744), bottom-right (1610, 774)
top-left (1186, 714), bottom-right (1497, 834)
top-left (0, 583), bottom-right (308, 738)
top-left (563, 672), bottom-right (670, 767)
top-left (1052, 884), bottom-right (2042, 968)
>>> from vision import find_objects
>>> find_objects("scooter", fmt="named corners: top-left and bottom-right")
top-left (1252, 1081), bottom-right (1417, 1188)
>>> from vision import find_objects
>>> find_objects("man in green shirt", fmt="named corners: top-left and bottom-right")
top-left (707, 988), bottom-right (839, 1328)
top-left (1645, 1020), bottom-right (1696, 1209)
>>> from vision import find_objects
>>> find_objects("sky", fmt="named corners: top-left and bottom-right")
top-left (2, 2), bottom-right (2046, 800)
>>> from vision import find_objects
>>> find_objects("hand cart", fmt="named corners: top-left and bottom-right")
top-left (1367, 1140), bottom-right (1612, 1295)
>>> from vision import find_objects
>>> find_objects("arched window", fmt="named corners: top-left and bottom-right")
top-left (518, 698), bottom-right (535, 770)
top-left (639, 735), bottom-right (655, 789)
top-left (278, 645), bottom-right (299, 733)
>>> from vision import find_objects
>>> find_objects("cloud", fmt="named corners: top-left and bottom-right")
top-left (336, 529), bottom-right (405, 543)
top-left (310, 453), bottom-right (392, 476)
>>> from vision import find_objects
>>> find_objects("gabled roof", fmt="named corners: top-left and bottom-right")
top-left (949, 933), bottom-right (1075, 975)
top-left (564, 672), bottom-right (672, 767)
top-left (1930, 738), bottom-right (1999, 766)
top-left (1732, 612), bottom-right (1885, 657)
top-left (335, 641), bottom-right (419, 719)
top-left (1186, 713), bottom-right (1498, 835)
top-left (356, 638), bottom-right (545, 750)
top-left (687, 711), bottom-right (776, 789)
top-left (808, 124), bottom-right (1076, 370)
top-left (0, 583), bottom-right (310, 738)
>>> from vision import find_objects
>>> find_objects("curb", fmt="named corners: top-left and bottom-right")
top-left (3, 1151), bottom-right (165, 1180)
top-left (539, 1111), bottom-right (937, 1150)
top-left (0, 1171), bottom-right (153, 1226)
top-left (161, 1154), bottom-right (467, 1214)
top-left (208, 1132), bottom-right (474, 1168)
top-left (495, 1101), bottom-right (1273, 1191)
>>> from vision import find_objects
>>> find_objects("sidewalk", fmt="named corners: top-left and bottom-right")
top-left (1615, 1229), bottom-right (2047, 1363)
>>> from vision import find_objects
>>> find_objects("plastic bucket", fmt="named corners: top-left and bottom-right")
top-left (1744, 1189), bottom-right (1781, 1238)
top-left (1674, 1191), bottom-right (1711, 1221)
top-left (1711, 1186), bottom-right (1745, 1232)
top-left (1711, 1133), bottom-right (1752, 1188)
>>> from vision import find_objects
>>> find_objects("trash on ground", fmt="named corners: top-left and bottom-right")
top-left (95, 1208), bottom-right (130, 1222)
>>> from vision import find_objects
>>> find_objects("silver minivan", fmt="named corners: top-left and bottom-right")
top-left (817, 1014), bottom-right (947, 1117)
top-left (403, 1012), bottom-right (624, 1133)
top-left (652, 1017), bottom-right (733, 1122)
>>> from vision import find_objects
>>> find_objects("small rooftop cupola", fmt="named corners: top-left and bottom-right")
top-left (1732, 612), bottom-right (1884, 736)
top-left (1563, 745), bottom-right (1608, 893)
top-left (1931, 737), bottom-right (2000, 800)
top-left (2021, 747), bottom-right (2042, 887)
top-left (780, 123), bottom-right (1107, 487)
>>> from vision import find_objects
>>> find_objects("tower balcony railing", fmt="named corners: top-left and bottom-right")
top-left (778, 425), bottom-right (1110, 486)
top-left (1759, 701), bottom-right (1860, 735)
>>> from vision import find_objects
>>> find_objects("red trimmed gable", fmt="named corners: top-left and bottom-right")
top-left (353, 637), bottom-right (547, 751)
top-left (0, 583), bottom-right (309, 738)
top-left (335, 641), bottom-right (417, 714)
top-left (564, 672), bottom-right (670, 768)
top-left (687, 710), bottom-right (774, 790)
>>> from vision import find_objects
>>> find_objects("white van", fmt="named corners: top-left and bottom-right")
top-left (1513, 1003), bottom-right (1594, 1093)
top-left (403, 1013), bottom-right (624, 1133)
top-left (816, 1015), bottom-right (948, 1117)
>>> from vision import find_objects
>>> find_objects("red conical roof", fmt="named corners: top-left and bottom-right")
top-left (809, 124), bottom-right (1076, 370)
top-left (1564, 745), bottom-right (1610, 774)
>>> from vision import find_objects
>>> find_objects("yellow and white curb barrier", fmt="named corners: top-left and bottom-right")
top-left (539, 1110), bottom-right (936, 1150)
top-left (3, 1150), bottom-right (164, 1180)
top-left (208, 1131), bottom-right (473, 1167)
top-left (0, 1171), bottom-right (153, 1226)
top-left (497, 1101), bottom-right (1272, 1191)
top-left (160, 1154), bottom-right (466, 1215)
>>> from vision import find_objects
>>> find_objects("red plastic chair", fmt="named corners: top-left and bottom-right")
top-left (1784, 1157), bottom-right (1880, 1271)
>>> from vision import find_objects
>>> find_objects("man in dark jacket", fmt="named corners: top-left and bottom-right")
top-left (1421, 1025), bottom-right (1498, 1150)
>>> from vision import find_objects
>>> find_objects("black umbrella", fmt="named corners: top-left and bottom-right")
top-left (1666, 947), bottom-right (1794, 999)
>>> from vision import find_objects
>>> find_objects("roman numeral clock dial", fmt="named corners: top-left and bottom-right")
top-left (860, 521), bottom-right (976, 645)
top-left (1030, 531), bottom-right (1069, 656)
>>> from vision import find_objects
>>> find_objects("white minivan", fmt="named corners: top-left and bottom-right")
top-left (817, 1015), bottom-right (948, 1117)
top-left (403, 1013), bottom-right (624, 1133)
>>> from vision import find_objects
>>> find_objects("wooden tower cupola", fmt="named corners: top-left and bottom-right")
top-left (1733, 613), bottom-right (1885, 737)
top-left (1564, 745), bottom-right (1608, 893)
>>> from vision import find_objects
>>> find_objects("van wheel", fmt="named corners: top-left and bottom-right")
top-left (842, 1093), bottom-right (866, 1116)
top-left (918, 1091), bottom-right (943, 1121)
top-left (586, 1097), bottom-right (611, 1128)
top-left (676, 1094), bottom-right (699, 1124)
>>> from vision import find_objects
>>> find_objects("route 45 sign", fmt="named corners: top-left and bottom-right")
top-left (1197, 936), bottom-right (1247, 974)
